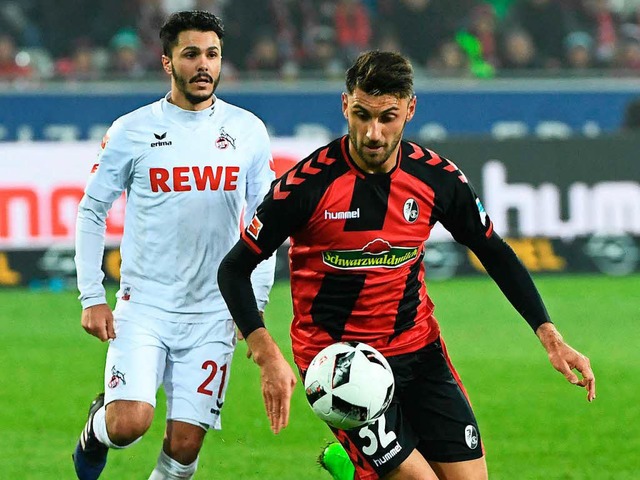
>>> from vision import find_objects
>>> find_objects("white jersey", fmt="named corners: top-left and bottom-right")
top-left (75, 94), bottom-right (276, 320)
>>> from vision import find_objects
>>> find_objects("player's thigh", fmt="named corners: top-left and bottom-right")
top-left (384, 449), bottom-right (437, 480)
top-left (164, 320), bottom-right (235, 430)
top-left (104, 315), bottom-right (167, 407)
top-left (394, 338), bottom-right (484, 464)
top-left (429, 457), bottom-right (488, 480)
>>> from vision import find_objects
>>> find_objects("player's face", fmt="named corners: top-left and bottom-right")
top-left (343, 88), bottom-right (416, 174)
top-left (162, 30), bottom-right (222, 111)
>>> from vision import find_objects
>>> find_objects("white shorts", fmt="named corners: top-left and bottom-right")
top-left (103, 300), bottom-right (236, 430)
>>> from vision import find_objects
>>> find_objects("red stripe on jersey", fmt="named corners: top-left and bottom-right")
top-left (485, 220), bottom-right (494, 238)
top-left (241, 231), bottom-right (262, 255)
top-left (408, 142), bottom-right (425, 159)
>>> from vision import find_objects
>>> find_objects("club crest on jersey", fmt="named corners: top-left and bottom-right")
top-left (403, 199), bottom-right (419, 223)
top-left (108, 365), bottom-right (126, 389)
top-left (247, 216), bottom-right (263, 240)
top-left (121, 286), bottom-right (131, 301)
top-left (216, 128), bottom-right (236, 150)
top-left (322, 238), bottom-right (419, 270)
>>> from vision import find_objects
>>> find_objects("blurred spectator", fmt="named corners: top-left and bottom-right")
top-left (223, 0), bottom-right (275, 71)
top-left (614, 35), bottom-right (640, 70)
top-left (463, 3), bottom-right (500, 67)
top-left (55, 40), bottom-right (103, 81)
top-left (428, 40), bottom-right (470, 75)
top-left (500, 29), bottom-right (541, 70)
top-left (300, 26), bottom-right (344, 78)
top-left (245, 31), bottom-right (287, 77)
top-left (505, 0), bottom-right (569, 68)
top-left (0, 33), bottom-right (32, 80)
top-left (270, 0), bottom-right (317, 65)
top-left (0, 1), bottom-right (42, 47)
top-left (486, 0), bottom-right (517, 19)
top-left (108, 28), bottom-right (146, 79)
top-left (382, 0), bottom-right (458, 68)
top-left (334, 0), bottom-right (372, 61)
top-left (564, 31), bottom-right (595, 70)
top-left (571, 0), bottom-right (620, 66)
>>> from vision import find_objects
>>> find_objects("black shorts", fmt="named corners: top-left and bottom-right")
top-left (327, 337), bottom-right (483, 479)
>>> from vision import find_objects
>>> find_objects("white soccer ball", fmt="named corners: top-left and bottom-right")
top-left (304, 342), bottom-right (395, 430)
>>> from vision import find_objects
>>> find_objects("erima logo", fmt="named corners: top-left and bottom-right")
top-left (151, 132), bottom-right (172, 147)
top-left (465, 425), bottom-right (479, 449)
top-left (324, 208), bottom-right (360, 220)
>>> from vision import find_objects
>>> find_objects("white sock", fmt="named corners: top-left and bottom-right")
top-left (148, 450), bottom-right (198, 479)
top-left (92, 406), bottom-right (141, 449)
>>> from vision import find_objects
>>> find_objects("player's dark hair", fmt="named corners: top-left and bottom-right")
top-left (159, 10), bottom-right (225, 57)
top-left (345, 51), bottom-right (414, 99)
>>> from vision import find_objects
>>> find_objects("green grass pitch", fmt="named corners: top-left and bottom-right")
top-left (0, 274), bottom-right (638, 479)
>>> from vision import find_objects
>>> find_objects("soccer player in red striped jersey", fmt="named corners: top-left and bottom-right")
top-left (218, 51), bottom-right (595, 480)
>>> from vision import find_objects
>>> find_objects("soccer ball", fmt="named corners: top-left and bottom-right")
top-left (304, 342), bottom-right (395, 430)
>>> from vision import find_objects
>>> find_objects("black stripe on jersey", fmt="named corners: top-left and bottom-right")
top-left (345, 175), bottom-right (391, 231)
top-left (310, 273), bottom-right (366, 341)
top-left (390, 251), bottom-right (424, 342)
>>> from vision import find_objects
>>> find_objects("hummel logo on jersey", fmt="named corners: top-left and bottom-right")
top-left (216, 128), bottom-right (236, 150)
top-left (324, 208), bottom-right (360, 220)
top-left (151, 132), bottom-right (172, 147)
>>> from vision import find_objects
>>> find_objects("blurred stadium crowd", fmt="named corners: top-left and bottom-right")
top-left (3, 0), bottom-right (640, 83)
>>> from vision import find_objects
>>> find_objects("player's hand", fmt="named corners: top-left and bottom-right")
top-left (247, 328), bottom-right (298, 434)
top-left (81, 304), bottom-right (115, 342)
top-left (537, 323), bottom-right (596, 402)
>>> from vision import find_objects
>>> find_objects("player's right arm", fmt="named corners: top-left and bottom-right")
top-left (74, 120), bottom-right (135, 341)
top-left (218, 160), bottom-right (318, 433)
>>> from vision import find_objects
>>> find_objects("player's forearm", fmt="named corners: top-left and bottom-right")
top-left (75, 196), bottom-right (109, 308)
top-left (245, 328), bottom-right (285, 367)
top-left (218, 241), bottom-right (266, 338)
top-left (472, 233), bottom-right (551, 331)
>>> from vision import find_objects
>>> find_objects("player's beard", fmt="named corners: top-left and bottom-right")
top-left (172, 68), bottom-right (220, 107)
top-left (348, 122), bottom-right (405, 173)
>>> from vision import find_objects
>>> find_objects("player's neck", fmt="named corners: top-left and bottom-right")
top-left (168, 91), bottom-right (215, 112)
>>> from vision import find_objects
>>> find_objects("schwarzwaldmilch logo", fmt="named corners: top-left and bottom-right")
top-left (151, 132), bottom-right (172, 147)
top-left (322, 239), bottom-right (419, 270)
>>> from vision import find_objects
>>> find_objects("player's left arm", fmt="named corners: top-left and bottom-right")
top-left (440, 169), bottom-right (595, 402)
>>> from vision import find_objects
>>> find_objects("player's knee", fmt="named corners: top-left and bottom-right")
top-left (105, 401), bottom-right (154, 446)
top-left (163, 435), bottom-right (204, 464)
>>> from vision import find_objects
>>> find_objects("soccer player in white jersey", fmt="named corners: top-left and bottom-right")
top-left (72, 11), bottom-right (276, 480)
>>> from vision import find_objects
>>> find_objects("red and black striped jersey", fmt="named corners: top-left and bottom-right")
top-left (241, 136), bottom-right (494, 370)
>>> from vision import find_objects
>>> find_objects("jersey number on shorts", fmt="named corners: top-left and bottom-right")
top-left (197, 360), bottom-right (228, 400)
top-left (358, 415), bottom-right (397, 456)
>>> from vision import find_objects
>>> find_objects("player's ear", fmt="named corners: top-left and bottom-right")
top-left (162, 55), bottom-right (172, 75)
top-left (341, 92), bottom-right (349, 120)
top-left (405, 94), bottom-right (417, 123)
